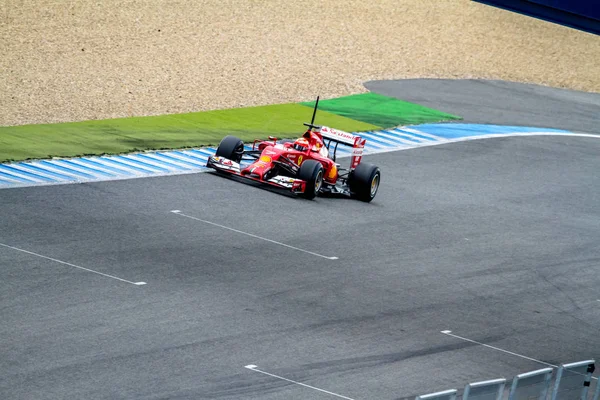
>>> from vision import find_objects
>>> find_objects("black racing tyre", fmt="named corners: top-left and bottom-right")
top-left (278, 139), bottom-right (294, 144)
top-left (298, 160), bottom-right (324, 200)
top-left (348, 163), bottom-right (380, 202)
top-left (215, 135), bottom-right (244, 163)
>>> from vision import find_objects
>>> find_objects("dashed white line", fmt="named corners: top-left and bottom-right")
top-left (171, 210), bottom-right (339, 260)
top-left (0, 242), bottom-right (146, 286)
top-left (244, 365), bottom-right (356, 400)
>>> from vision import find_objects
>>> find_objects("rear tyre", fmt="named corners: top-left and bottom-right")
top-left (278, 139), bottom-right (294, 145)
top-left (349, 163), bottom-right (380, 202)
top-left (298, 160), bottom-right (324, 200)
top-left (215, 135), bottom-right (244, 163)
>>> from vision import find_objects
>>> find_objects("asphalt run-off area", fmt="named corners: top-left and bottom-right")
top-left (1, 80), bottom-right (599, 399)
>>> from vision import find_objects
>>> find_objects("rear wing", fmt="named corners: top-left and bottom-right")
top-left (318, 126), bottom-right (366, 169)
top-left (318, 126), bottom-right (356, 146)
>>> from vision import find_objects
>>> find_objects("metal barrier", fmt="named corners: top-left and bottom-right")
top-left (416, 389), bottom-right (458, 400)
top-left (463, 378), bottom-right (506, 400)
top-left (593, 378), bottom-right (600, 400)
top-left (551, 360), bottom-right (595, 400)
top-left (508, 368), bottom-right (554, 400)
top-left (416, 360), bottom-right (598, 400)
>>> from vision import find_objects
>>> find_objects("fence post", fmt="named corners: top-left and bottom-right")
top-left (592, 378), bottom-right (600, 400)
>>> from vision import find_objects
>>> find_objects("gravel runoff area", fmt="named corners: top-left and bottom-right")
top-left (1, 0), bottom-right (599, 127)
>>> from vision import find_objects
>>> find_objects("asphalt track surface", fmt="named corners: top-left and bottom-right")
top-left (366, 79), bottom-right (600, 133)
top-left (1, 81), bottom-right (600, 400)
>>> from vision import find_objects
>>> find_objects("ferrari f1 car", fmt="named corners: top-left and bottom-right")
top-left (206, 97), bottom-right (381, 202)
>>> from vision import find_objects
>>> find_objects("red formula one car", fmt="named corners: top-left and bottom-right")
top-left (206, 98), bottom-right (381, 202)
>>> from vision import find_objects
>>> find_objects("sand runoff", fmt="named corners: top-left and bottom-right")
top-left (1, 0), bottom-right (599, 126)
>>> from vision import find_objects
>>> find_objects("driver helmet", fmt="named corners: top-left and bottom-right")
top-left (293, 138), bottom-right (309, 152)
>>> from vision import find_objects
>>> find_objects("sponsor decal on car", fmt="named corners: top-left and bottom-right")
top-left (209, 156), bottom-right (241, 172)
top-left (320, 126), bottom-right (356, 145)
top-left (268, 175), bottom-right (302, 188)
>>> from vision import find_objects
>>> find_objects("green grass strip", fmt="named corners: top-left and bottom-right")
top-left (0, 104), bottom-right (379, 163)
top-left (300, 92), bottom-right (461, 127)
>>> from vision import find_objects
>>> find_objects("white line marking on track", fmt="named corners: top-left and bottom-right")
top-left (440, 329), bottom-right (600, 381)
top-left (0, 242), bottom-right (145, 286)
top-left (244, 365), bottom-right (356, 400)
top-left (441, 330), bottom-right (557, 367)
top-left (343, 131), bottom-right (600, 159)
top-left (171, 210), bottom-right (339, 260)
top-left (397, 127), bottom-right (448, 141)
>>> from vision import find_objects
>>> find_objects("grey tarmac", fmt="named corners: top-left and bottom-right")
top-left (365, 79), bottom-right (600, 133)
top-left (1, 81), bottom-right (599, 400)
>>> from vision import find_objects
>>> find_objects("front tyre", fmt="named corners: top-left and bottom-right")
top-left (349, 163), bottom-right (380, 202)
top-left (215, 135), bottom-right (244, 163)
top-left (298, 160), bottom-right (324, 200)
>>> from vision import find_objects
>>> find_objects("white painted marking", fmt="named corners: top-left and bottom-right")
top-left (26, 161), bottom-right (89, 180)
top-left (440, 329), bottom-right (599, 382)
top-left (68, 158), bottom-right (118, 176)
top-left (0, 242), bottom-right (144, 286)
top-left (2, 131), bottom-right (600, 191)
top-left (171, 211), bottom-right (339, 260)
top-left (17, 163), bottom-right (77, 181)
top-left (360, 132), bottom-right (400, 147)
top-left (0, 171), bottom-right (26, 183)
top-left (6, 163), bottom-right (64, 181)
top-left (117, 155), bottom-right (171, 172)
top-left (398, 127), bottom-right (447, 141)
top-left (192, 148), bottom-right (217, 157)
top-left (140, 153), bottom-right (193, 169)
top-left (162, 152), bottom-right (206, 166)
top-left (343, 131), bottom-right (600, 158)
top-left (94, 157), bottom-right (145, 175)
top-left (180, 150), bottom-right (209, 162)
top-left (0, 166), bottom-right (46, 182)
top-left (51, 160), bottom-right (107, 178)
top-left (244, 365), bottom-right (356, 400)
top-left (370, 130), bottom-right (411, 144)
top-left (441, 330), bottom-right (557, 367)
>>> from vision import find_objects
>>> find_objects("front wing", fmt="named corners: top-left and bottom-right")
top-left (206, 155), bottom-right (307, 193)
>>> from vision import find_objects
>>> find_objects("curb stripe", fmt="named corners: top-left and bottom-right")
top-left (77, 158), bottom-right (136, 176)
top-left (57, 159), bottom-right (115, 177)
top-left (37, 160), bottom-right (97, 179)
top-left (0, 169), bottom-right (33, 183)
top-left (0, 165), bottom-right (45, 182)
top-left (115, 155), bottom-right (169, 172)
top-left (1, 124), bottom-right (596, 189)
top-left (396, 127), bottom-right (446, 141)
top-left (5, 164), bottom-right (59, 182)
top-left (98, 157), bottom-right (150, 174)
